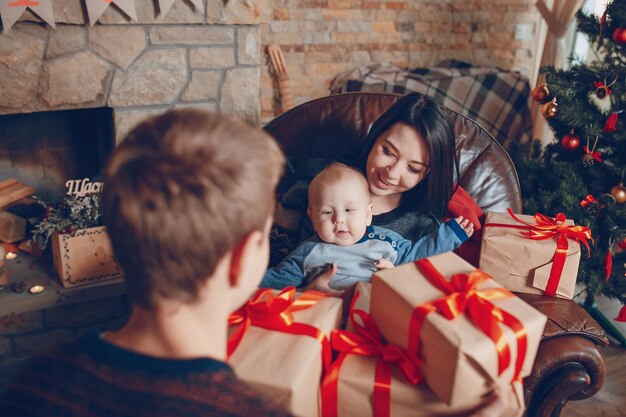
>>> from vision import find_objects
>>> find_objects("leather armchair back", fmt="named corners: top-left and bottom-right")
top-left (264, 92), bottom-right (522, 213)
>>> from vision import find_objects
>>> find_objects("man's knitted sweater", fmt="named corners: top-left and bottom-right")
top-left (0, 334), bottom-right (292, 417)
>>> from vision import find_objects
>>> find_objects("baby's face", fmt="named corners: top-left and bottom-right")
top-left (307, 176), bottom-right (372, 246)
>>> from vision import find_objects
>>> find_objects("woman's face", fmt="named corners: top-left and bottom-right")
top-left (365, 122), bottom-right (430, 199)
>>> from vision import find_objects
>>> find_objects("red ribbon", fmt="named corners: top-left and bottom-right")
top-left (408, 259), bottom-right (528, 382)
top-left (227, 286), bottom-right (332, 372)
top-left (579, 194), bottom-right (598, 207)
top-left (583, 146), bottom-right (603, 162)
top-left (593, 81), bottom-right (613, 96)
top-left (321, 292), bottom-right (422, 417)
top-left (484, 208), bottom-right (593, 297)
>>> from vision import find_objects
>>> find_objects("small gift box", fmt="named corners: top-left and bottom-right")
top-left (51, 226), bottom-right (124, 288)
top-left (228, 287), bottom-right (342, 417)
top-left (370, 252), bottom-right (547, 408)
top-left (479, 209), bottom-right (592, 299)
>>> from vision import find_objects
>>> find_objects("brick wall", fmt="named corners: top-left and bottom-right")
top-left (260, 0), bottom-right (540, 122)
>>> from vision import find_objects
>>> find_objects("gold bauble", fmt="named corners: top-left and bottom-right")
top-left (531, 83), bottom-right (550, 102)
top-left (541, 98), bottom-right (558, 118)
top-left (610, 183), bottom-right (626, 204)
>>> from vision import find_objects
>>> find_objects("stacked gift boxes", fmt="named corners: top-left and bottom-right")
top-left (324, 281), bottom-right (528, 417)
top-left (240, 247), bottom-right (550, 416)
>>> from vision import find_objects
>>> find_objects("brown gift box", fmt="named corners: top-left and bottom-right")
top-left (370, 252), bottom-right (547, 408)
top-left (51, 226), bottom-right (124, 288)
top-left (335, 354), bottom-right (525, 417)
top-left (229, 294), bottom-right (342, 417)
top-left (479, 211), bottom-right (582, 299)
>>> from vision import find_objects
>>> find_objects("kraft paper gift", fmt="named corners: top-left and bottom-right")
top-left (480, 210), bottom-right (592, 299)
top-left (229, 288), bottom-right (342, 417)
top-left (370, 252), bottom-right (547, 408)
top-left (51, 226), bottom-right (124, 288)
top-left (332, 355), bottom-right (524, 417)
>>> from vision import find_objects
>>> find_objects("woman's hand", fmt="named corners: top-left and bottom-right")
top-left (374, 258), bottom-right (395, 269)
top-left (455, 215), bottom-right (475, 238)
top-left (303, 262), bottom-right (344, 297)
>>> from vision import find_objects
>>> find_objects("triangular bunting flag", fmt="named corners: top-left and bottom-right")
top-left (1, 0), bottom-right (55, 33)
top-left (157, 0), bottom-right (203, 17)
top-left (85, 0), bottom-right (137, 26)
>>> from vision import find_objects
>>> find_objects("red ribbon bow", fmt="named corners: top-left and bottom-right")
top-left (484, 208), bottom-right (593, 297)
top-left (321, 292), bottom-right (422, 417)
top-left (580, 194), bottom-right (598, 207)
top-left (583, 146), bottom-right (603, 162)
top-left (227, 286), bottom-right (332, 371)
top-left (408, 259), bottom-right (527, 382)
top-left (593, 81), bottom-right (613, 96)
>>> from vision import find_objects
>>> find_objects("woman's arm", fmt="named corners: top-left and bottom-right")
top-left (395, 217), bottom-right (471, 264)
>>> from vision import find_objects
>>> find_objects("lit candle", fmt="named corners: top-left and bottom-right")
top-left (29, 285), bottom-right (45, 294)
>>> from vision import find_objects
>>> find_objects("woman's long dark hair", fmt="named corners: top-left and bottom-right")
top-left (351, 93), bottom-right (459, 218)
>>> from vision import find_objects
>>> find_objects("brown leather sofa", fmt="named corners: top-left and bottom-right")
top-left (263, 92), bottom-right (609, 416)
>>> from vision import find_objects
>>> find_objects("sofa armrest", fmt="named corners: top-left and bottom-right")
top-left (516, 293), bottom-right (609, 416)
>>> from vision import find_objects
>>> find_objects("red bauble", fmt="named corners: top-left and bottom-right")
top-left (613, 27), bottom-right (626, 44)
top-left (619, 237), bottom-right (626, 250)
top-left (561, 131), bottom-right (580, 151)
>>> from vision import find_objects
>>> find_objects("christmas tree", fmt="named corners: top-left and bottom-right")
top-left (510, 0), bottom-right (626, 327)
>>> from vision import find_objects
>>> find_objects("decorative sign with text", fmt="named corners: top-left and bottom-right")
top-left (66, 178), bottom-right (103, 197)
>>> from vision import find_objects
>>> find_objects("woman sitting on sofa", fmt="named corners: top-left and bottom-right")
top-left (269, 92), bottom-right (482, 294)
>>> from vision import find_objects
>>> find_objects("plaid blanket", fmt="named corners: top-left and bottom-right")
top-left (330, 60), bottom-right (533, 148)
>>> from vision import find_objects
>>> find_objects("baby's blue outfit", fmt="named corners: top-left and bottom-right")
top-left (261, 220), bottom-right (468, 290)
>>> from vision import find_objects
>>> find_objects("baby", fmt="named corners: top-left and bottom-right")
top-left (260, 163), bottom-right (473, 290)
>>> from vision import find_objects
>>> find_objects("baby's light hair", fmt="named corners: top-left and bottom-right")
top-left (308, 162), bottom-right (371, 208)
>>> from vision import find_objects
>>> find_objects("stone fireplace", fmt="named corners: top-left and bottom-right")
top-left (0, 0), bottom-right (268, 392)
top-left (0, 0), bottom-right (267, 139)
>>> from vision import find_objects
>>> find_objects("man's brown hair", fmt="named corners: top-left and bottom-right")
top-left (102, 109), bottom-right (284, 309)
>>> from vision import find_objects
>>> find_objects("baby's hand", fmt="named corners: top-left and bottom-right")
top-left (374, 258), bottom-right (394, 269)
top-left (455, 215), bottom-right (475, 238)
